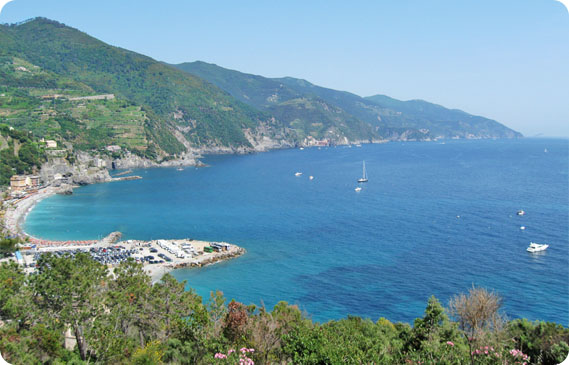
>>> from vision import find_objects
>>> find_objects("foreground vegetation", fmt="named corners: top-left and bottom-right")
top-left (0, 254), bottom-right (567, 364)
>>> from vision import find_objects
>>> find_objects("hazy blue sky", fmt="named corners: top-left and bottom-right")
top-left (1, 0), bottom-right (568, 137)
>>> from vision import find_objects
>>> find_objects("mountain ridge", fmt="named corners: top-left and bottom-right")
top-left (0, 17), bottom-right (521, 167)
top-left (177, 61), bottom-right (522, 141)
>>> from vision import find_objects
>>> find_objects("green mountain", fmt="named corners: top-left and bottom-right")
top-left (0, 18), bottom-right (294, 158)
top-left (364, 94), bottom-right (521, 139)
top-left (174, 61), bottom-right (378, 143)
top-left (0, 17), bottom-right (520, 161)
top-left (176, 61), bottom-right (522, 140)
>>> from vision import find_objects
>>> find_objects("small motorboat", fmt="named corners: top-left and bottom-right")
top-left (527, 242), bottom-right (549, 253)
top-left (517, 210), bottom-right (526, 216)
top-left (354, 187), bottom-right (362, 192)
top-left (295, 172), bottom-right (302, 176)
top-left (520, 226), bottom-right (526, 230)
top-left (309, 176), bottom-right (314, 180)
top-left (176, 167), bottom-right (184, 171)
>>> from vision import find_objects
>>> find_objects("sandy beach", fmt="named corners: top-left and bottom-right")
top-left (1, 187), bottom-right (245, 282)
top-left (3, 187), bottom-right (60, 237)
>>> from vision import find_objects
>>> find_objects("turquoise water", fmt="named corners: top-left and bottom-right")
top-left (25, 139), bottom-right (568, 324)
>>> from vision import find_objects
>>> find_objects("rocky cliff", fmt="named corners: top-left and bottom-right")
top-left (40, 151), bottom-right (111, 186)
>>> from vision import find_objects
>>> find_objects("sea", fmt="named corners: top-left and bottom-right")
top-left (24, 138), bottom-right (569, 325)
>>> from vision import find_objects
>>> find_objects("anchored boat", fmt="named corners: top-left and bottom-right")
top-left (527, 242), bottom-right (549, 253)
top-left (357, 161), bottom-right (368, 183)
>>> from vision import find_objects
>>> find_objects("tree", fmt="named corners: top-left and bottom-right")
top-left (0, 261), bottom-right (26, 319)
top-left (223, 300), bottom-right (249, 342)
top-left (448, 286), bottom-right (505, 364)
top-left (107, 259), bottom-right (154, 348)
top-left (247, 301), bottom-right (307, 363)
top-left (0, 237), bottom-right (19, 256)
top-left (448, 286), bottom-right (504, 337)
top-left (31, 252), bottom-right (108, 361)
top-left (151, 274), bottom-right (203, 338)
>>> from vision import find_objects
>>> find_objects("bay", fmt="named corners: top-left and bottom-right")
top-left (25, 138), bottom-right (569, 324)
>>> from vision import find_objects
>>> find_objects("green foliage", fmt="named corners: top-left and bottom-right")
top-left (0, 236), bottom-right (19, 255)
top-left (0, 252), bottom-right (566, 364)
top-left (178, 61), bottom-right (522, 141)
top-left (0, 261), bottom-right (25, 318)
top-left (0, 124), bottom-right (46, 185)
top-left (508, 318), bottom-right (569, 365)
top-left (176, 61), bottom-right (377, 142)
top-left (0, 18), bottom-right (273, 154)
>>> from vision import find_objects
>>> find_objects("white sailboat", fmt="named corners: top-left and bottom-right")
top-left (357, 161), bottom-right (368, 183)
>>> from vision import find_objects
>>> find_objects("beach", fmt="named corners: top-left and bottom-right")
top-left (3, 187), bottom-right (60, 237)
top-left (1, 186), bottom-right (245, 282)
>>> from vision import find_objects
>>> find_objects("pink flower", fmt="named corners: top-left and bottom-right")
top-left (214, 353), bottom-right (227, 359)
top-left (228, 349), bottom-right (235, 354)
top-left (490, 347), bottom-right (494, 351)
top-left (240, 347), bottom-right (248, 354)
top-left (485, 350), bottom-right (488, 354)
top-left (248, 348), bottom-right (255, 352)
top-left (485, 346), bottom-right (489, 350)
top-left (446, 341), bottom-right (454, 347)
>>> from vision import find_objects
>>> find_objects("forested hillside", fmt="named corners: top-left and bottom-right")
top-left (0, 18), bottom-right (292, 157)
top-left (0, 124), bottom-right (45, 185)
top-left (0, 18), bottom-right (521, 163)
top-left (178, 61), bottom-right (522, 140)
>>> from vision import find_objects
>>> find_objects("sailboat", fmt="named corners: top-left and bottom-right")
top-left (357, 161), bottom-right (368, 183)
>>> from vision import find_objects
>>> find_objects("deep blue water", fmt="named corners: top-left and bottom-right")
top-left (25, 139), bottom-right (569, 324)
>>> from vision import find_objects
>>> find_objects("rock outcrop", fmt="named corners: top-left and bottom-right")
top-left (41, 151), bottom-right (111, 186)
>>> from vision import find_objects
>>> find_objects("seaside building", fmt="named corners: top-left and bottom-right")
top-left (9, 174), bottom-right (41, 194)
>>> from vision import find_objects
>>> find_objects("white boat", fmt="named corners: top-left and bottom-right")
top-left (357, 161), bottom-right (368, 183)
top-left (517, 210), bottom-right (525, 216)
top-left (176, 167), bottom-right (184, 171)
top-left (527, 242), bottom-right (549, 253)
top-left (295, 172), bottom-right (303, 176)
top-left (355, 187), bottom-right (362, 192)
top-left (309, 176), bottom-right (314, 180)
top-left (520, 226), bottom-right (526, 230)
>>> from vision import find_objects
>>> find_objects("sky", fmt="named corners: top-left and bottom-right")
top-left (1, 0), bottom-right (568, 137)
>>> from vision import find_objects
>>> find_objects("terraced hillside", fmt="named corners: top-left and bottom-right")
top-left (0, 18), bottom-right (294, 157)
